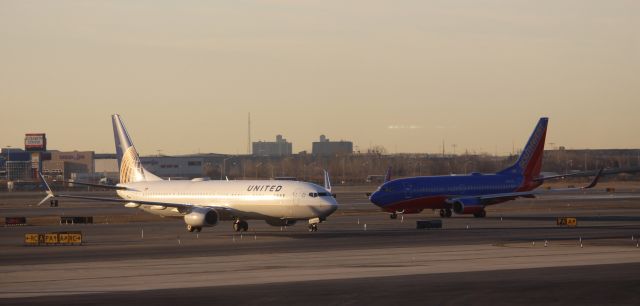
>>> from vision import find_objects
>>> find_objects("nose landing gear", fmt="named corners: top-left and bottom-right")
top-left (308, 224), bottom-right (318, 232)
top-left (308, 217), bottom-right (322, 232)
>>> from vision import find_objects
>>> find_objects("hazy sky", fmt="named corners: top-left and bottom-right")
top-left (1, 1), bottom-right (638, 155)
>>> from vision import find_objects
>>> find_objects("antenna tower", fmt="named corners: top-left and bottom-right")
top-left (247, 113), bottom-right (251, 154)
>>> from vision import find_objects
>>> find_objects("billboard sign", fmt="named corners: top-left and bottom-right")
top-left (25, 133), bottom-right (46, 151)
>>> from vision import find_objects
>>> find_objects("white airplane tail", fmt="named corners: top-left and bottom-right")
top-left (323, 170), bottom-right (332, 192)
top-left (112, 114), bottom-right (162, 183)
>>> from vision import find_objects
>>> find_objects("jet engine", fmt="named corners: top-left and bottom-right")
top-left (184, 207), bottom-right (219, 227)
top-left (452, 198), bottom-right (484, 215)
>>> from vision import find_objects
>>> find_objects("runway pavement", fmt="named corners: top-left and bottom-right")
top-left (1, 188), bottom-right (640, 305)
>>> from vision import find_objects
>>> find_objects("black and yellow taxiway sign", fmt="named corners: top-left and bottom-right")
top-left (557, 217), bottom-right (577, 227)
top-left (24, 232), bottom-right (82, 246)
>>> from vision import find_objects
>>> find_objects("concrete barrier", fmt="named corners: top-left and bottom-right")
top-left (416, 220), bottom-right (443, 229)
top-left (5, 217), bottom-right (27, 226)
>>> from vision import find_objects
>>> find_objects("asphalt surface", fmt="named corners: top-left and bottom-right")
top-left (1, 188), bottom-right (640, 305)
top-left (3, 263), bottom-right (639, 306)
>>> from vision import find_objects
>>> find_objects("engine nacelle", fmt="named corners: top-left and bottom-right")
top-left (184, 207), bottom-right (219, 227)
top-left (452, 198), bottom-right (484, 214)
top-left (265, 218), bottom-right (297, 227)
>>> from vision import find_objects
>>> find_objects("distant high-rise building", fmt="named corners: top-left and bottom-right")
top-left (252, 135), bottom-right (292, 157)
top-left (312, 135), bottom-right (353, 156)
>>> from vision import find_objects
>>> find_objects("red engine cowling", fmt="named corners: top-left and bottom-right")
top-left (452, 199), bottom-right (484, 214)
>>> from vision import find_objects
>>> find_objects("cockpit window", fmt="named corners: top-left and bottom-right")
top-left (382, 185), bottom-right (396, 192)
top-left (309, 192), bottom-right (331, 197)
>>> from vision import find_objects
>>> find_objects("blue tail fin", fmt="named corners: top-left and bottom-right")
top-left (112, 114), bottom-right (162, 183)
top-left (498, 117), bottom-right (548, 181)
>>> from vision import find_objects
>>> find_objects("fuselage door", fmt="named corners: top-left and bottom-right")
top-left (291, 189), bottom-right (305, 217)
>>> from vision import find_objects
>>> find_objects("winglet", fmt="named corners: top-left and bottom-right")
top-left (323, 169), bottom-right (332, 192)
top-left (37, 172), bottom-right (56, 206)
top-left (384, 166), bottom-right (392, 183)
top-left (582, 168), bottom-right (603, 189)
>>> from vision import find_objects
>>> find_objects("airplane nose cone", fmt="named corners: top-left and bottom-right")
top-left (369, 191), bottom-right (382, 206)
top-left (325, 197), bottom-right (338, 216)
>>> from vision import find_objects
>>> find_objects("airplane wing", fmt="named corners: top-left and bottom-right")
top-left (53, 180), bottom-right (132, 191)
top-left (449, 168), bottom-right (603, 205)
top-left (534, 167), bottom-right (639, 182)
top-left (37, 173), bottom-right (233, 213)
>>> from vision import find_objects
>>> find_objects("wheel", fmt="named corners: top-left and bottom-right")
top-left (234, 220), bottom-right (248, 232)
top-left (445, 209), bottom-right (452, 218)
top-left (308, 224), bottom-right (314, 232)
top-left (195, 227), bottom-right (202, 232)
top-left (187, 225), bottom-right (195, 232)
top-left (479, 209), bottom-right (486, 218)
top-left (390, 213), bottom-right (398, 219)
top-left (439, 209), bottom-right (446, 218)
top-left (308, 224), bottom-right (318, 232)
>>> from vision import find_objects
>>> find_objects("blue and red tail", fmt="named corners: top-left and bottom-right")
top-left (497, 117), bottom-right (548, 186)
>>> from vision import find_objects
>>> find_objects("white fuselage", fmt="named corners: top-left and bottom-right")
top-left (116, 179), bottom-right (338, 221)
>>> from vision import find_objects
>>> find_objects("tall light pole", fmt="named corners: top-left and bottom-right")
top-left (5, 145), bottom-right (11, 180)
top-left (255, 162), bottom-right (262, 179)
top-left (221, 156), bottom-right (234, 180)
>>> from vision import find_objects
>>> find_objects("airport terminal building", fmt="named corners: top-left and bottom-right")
top-left (140, 156), bottom-right (206, 179)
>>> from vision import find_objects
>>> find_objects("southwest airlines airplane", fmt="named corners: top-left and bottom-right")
top-left (39, 114), bottom-right (338, 232)
top-left (369, 118), bottom-right (601, 219)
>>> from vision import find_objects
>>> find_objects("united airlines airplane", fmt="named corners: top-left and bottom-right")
top-left (369, 118), bottom-right (601, 219)
top-left (39, 114), bottom-right (338, 232)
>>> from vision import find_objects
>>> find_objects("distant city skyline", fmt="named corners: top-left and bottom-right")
top-left (1, 1), bottom-right (638, 155)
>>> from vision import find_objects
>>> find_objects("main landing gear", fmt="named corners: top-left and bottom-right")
top-left (187, 225), bottom-right (202, 232)
top-left (390, 212), bottom-right (398, 219)
top-left (233, 219), bottom-right (249, 232)
top-left (473, 209), bottom-right (487, 218)
top-left (439, 208), bottom-right (452, 218)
